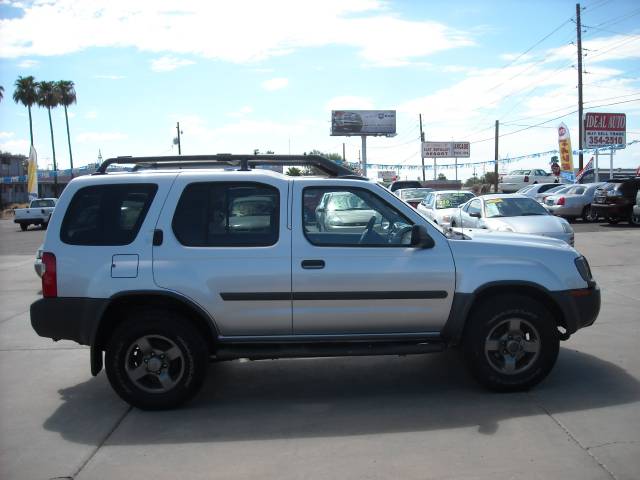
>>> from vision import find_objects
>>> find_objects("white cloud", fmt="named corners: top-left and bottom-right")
top-left (0, 1), bottom-right (472, 67)
top-left (0, 131), bottom-right (16, 139)
top-left (85, 110), bottom-right (98, 119)
top-left (0, 138), bottom-right (29, 153)
top-left (150, 56), bottom-right (195, 72)
top-left (325, 96), bottom-right (374, 111)
top-left (17, 59), bottom-right (39, 68)
top-left (228, 106), bottom-right (253, 118)
top-left (94, 74), bottom-right (125, 80)
top-left (545, 34), bottom-right (640, 64)
top-left (76, 132), bottom-right (127, 143)
top-left (261, 77), bottom-right (289, 91)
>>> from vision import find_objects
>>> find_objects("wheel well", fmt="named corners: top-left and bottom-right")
top-left (94, 294), bottom-right (218, 356)
top-left (465, 285), bottom-right (567, 337)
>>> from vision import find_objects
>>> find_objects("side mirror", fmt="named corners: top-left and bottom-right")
top-left (470, 211), bottom-right (481, 218)
top-left (410, 224), bottom-right (435, 249)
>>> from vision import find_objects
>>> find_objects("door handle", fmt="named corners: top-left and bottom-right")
top-left (153, 229), bottom-right (163, 246)
top-left (301, 259), bottom-right (325, 269)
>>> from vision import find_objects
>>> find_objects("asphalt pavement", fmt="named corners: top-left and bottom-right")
top-left (0, 218), bottom-right (638, 480)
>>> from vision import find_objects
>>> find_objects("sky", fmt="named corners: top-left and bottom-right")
top-left (0, 0), bottom-right (639, 181)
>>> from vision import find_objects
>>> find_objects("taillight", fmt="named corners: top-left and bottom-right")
top-left (558, 196), bottom-right (566, 206)
top-left (524, 175), bottom-right (529, 182)
top-left (42, 252), bottom-right (57, 298)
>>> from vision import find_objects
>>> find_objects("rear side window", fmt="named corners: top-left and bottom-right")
top-left (61, 184), bottom-right (158, 245)
top-left (172, 182), bottom-right (279, 247)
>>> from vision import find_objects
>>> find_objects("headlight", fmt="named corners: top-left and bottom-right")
top-left (574, 256), bottom-right (593, 283)
top-left (561, 221), bottom-right (573, 233)
top-left (496, 225), bottom-right (515, 232)
top-left (606, 190), bottom-right (622, 197)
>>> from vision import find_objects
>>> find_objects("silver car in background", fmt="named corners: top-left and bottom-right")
top-left (315, 191), bottom-right (381, 232)
top-left (534, 184), bottom-right (571, 204)
top-left (395, 187), bottom-right (434, 208)
top-left (545, 183), bottom-right (605, 222)
top-left (417, 190), bottom-right (475, 227)
top-left (516, 183), bottom-right (564, 199)
top-left (455, 194), bottom-right (574, 246)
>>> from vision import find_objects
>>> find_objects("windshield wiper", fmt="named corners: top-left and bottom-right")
top-left (520, 213), bottom-right (545, 216)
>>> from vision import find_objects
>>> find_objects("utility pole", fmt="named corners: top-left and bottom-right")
top-left (361, 135), bottom-right (367, 177)
top-left (577, 3), bottom-right (584, 170)
top-left (176, 122), bottom-right (182, 155)
top-left (419, 114), bottom-right (426, 181)
top-left (494, 120), bottom-right (499, 193)
top-left (342, 142), bottom-right (346, 163)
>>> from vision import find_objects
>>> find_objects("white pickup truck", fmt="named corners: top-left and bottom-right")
top-left (14, 198), bottom-right (57, 231)
top-left (499, 169), bottom-right (557, 193)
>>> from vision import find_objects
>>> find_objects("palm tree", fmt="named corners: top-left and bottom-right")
top-left (37, 81), bottom-right (61, 196)
top-left (56, 80), bottom-right (77, 176)
top-left (0, 86), bottom-right (4, 102)
top-left (12, 76), bottom-right (38, 145)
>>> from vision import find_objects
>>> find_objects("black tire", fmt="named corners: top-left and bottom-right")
top-left (607, 217), bottom-right (619, 225)
top-left (631, 213), bottom-right (640, 227)
top-left (19, 224), bottom-right (27, 231)
top-left (42, 221), bottom-right (48, 230)
top-left (463, 294), bottom-right (559, 392)
top-left (105, 309), bottom-right (208, 410)
top-left (582, 205), bottom-right (597, 223)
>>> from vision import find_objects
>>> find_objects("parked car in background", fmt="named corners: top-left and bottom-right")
top-left (591, 177), bottom-right (640, 225)
top-left (633, 190), bottom-right (640, 225)
top-left (388, 180), bottom-right (422, 192)
top-left (516, 183), bottom-right (566, 199)
top-left (499, 169), bottom-right (556, 193)
top-left (315, 191), bottom-right (381, 232)
top-left (395, 188), bottom-right (434, 208)
top-left (14, 198), bottom-right (57, 231)
top-left (535, 185), bottom-right (571, 204)
top-left (417, 190), bottom-right (475, 227)
top-left (455, 194), bottom-right (574, 246)
top-left (545, 183), bottom-right (604, 222)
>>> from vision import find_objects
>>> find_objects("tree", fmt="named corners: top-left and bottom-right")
top-left (286, 167), bottom-right (302, 176)
top-left (308, 149), bottom-right (343, 162)
top-left (12, 76), bottom-right (38, 146)
top-left (36, 81), bottom-right (61, 196)
top-left (464, 175), bottom-right (481, 187)
top-left (437, 173), bottom-right (447, 180)
top-left (56, 81), bottom-right (77, 176)
top-left (482, 172), bottom-right (498, 186)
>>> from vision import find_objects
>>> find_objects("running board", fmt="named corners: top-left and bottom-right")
top-left (214, 341), bottom-right (445, 361)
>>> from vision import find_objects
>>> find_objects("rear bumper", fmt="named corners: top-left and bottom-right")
top-left (547, 205), bottom-right (580, 217)
top-left (591, 203), bottom-right (631, 218)
top-left (551, 285), bottom-right (600, 334)
top-left (30, 297), bottom-right (109, 345)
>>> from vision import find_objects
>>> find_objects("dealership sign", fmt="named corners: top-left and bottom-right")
top-left (331, 110), bottom-right (396, 136)
top-left (422, 141), bottom-right (470, 158)
top-left (584, 112), bottom-right (626, 149)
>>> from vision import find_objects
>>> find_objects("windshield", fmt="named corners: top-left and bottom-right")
top-left (327, 193), bottom-right (369, 211)
top-left (31, 200), bottom-right (55, 208)
top-left (484, 197), bottom-right (549, 218)
top-left (400, 188), bottom-right (432, 200)
top-left (435, 192), bottom-right (474, 209)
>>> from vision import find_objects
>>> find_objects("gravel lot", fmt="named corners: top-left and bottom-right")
top-left (0, 218), bottom-right (638, 480)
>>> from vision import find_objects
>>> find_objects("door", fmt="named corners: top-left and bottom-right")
top-left (292, 181), bottom-right (455, 335)
top-left (153, 176), bottom-right (292, 336)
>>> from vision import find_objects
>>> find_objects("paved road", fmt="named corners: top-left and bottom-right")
top-left (0, 219), bottom-right (638, 479)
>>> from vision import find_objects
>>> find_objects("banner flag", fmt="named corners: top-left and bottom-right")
top-left (558, 123), bottom-right (575, 182)
top-left (27, 145), bottom-right (38, 201)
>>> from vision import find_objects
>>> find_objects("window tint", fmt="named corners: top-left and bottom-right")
top-left (172, 182), bottom-right (279, 247)
top-left (31, 199), bottom-right (55, 208)
top-left (538, 184), bottom-right (559, 193)
top-left (61, 184), bottom-right (157, 245)
top-left (303, 187), bottom-right (413, 247)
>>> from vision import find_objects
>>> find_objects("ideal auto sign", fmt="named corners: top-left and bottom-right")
top-left (584, 112), bottom-right (626, 149)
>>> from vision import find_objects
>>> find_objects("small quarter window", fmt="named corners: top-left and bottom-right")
top-left (172, 182), bottom-right (279, 247)
top-left (61, 184), bottom-right (157, 245)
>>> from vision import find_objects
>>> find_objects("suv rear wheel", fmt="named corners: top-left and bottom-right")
top-left (105, 309), bottom-right (208, 410)
top-left (463, 294), bottom-right (559, 392)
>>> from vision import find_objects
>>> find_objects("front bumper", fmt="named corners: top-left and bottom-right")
top-left (31, 297), bottom-right (109, 345)
top-left (551, 285), bottom-right (600, 335)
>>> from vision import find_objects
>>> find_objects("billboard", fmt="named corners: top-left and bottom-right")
top-left (584, 112), bottom-right (626, 149)
top-left (331, 110), bottom-right (396, 136)
top-left (422, 141), bottom-right (470, 158)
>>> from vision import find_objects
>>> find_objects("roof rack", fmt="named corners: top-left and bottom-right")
top-left (95, 154), bottom-right (362, 178)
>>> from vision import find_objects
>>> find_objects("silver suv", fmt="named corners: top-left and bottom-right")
top-left (31, 155), bottom-right (600, 410)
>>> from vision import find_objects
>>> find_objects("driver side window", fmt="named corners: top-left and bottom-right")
top-left (303, 187), bottom-right (413, 247)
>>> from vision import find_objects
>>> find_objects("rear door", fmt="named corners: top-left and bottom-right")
top-left (152, 174), bottom-right (292, 336)
top-left (291, 180), bottom-right (455, 335)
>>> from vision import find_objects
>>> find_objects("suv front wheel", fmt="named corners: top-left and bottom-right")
top-left (105, 310), bottom-right (208, 410)
top-left (463, 294), bottom-right (559, 391)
